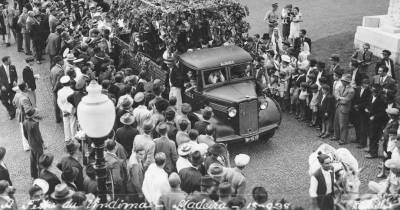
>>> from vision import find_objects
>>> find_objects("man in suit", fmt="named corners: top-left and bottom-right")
top-left (38, 153), bottom-right (61, 195)
top-left (57, 140), bottom-right (84, 191)
top-left (293, 29), bottom-right (311, 56)
top-left (350, 61), bottom-right (364, 88)
top-left (0, 147), bottom-right (12, 185)
top-left (351, 43), bottom-right (373, 73)
top-left (165, 59), bottom-right (185, 113)
top-left (45, 25), bottom-right (62, 70)
top-left (375, 50), bottom-right (395, 79)
top-left (22, 57), bottom-right (37, 106)
top-left (365, 84), bottom-right (387, 158)
top-left (331, 74), bottom-right (355, 145)
top-left (0, 56), bottom-right (17, 119)
top-left (318, 85), bottom-right (334, 138)
top-left (154, 123), bottom-right (178, 174)
top-left (351, 79), bottom-right (372, 149)
top-left (23, 108), bottom-right (44, 179)
top-left (115, 113), bottom-right (139, 155)
top-left (329, 54), bottom-right (342, 74)
top-left (50, 56), bottom-right (64, 123)
top-left (310, 153), bottom-right (335, 210)
top-left (373, 65), bottom-right (396, 88)
top-left (104, 139), bottom-right (128, 196)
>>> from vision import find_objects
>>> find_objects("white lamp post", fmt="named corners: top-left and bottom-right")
top-left (77, 80), bottom-right (115, 203)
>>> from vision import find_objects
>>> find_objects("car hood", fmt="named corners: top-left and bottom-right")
top-left (203, 81), bottom-right (257, 102)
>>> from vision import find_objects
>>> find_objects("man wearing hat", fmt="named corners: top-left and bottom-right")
top-left (50, 183), bottom-right (74, 205)
top-left (351, 78), bottom-right (372, 149)
top-left (331, 74), bottom-right (354, 145)
top-left (264, 3), bottom-right (279, 35)
top-left (45, 24), bottom-right (62, 70)
top-left (375, 50), bottom-right (395, 79)
top-left (61, 166), bottom-right (79, 191)
top-left (132, 92), bottom-right (151, 131)
top-left (22, 57), bottom-right (38, 107)
top-left (23, 108), bottom-right (44, 179)
top-left (204, 143), bottom-right (227, 172)
top-left (176, 143), bottom-right (192, 173)
top-left (365, 84), bottom-right (387, 159)
top-left (351, 42), bottom-right (373, 73)
top-left (115, 113), bottom-right (138, 155)
top-left (194, 107), bottom-right (213, 135)
top-left (158, 172), bottom-right (187, 210)
top-left (133, 120), bottom-right (155, 171)
top-left (154, 123), bottom-right (178, 174)
top-left (50, 56), bottom-right (64, 123)
top-left (179, 151), bottom-right (204, 194)
top-left (310, 152), bottom-right (335, 210)
top-left (57, 75), bottom-right (76, 142)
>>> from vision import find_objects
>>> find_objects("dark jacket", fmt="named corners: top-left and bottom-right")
top-left (294, 37), bottom-right (312, 54)
top-left (165, 66), bottom-right (185, 89)
top-left (179, 166), bottom-right (202, 194)
top-left (352, 87), bottom-right (372, 113)
top-left (319, 94), bottom-right (334, 119)
top-left (367, 95), bottom-right (388, 125)
top-left (154, 136), bottom-right (178, 174)
top-left (23, 66), bottom-right (36, 91)
top-left (0, 165), bottom-right (12, 185)
top-left (23, 118), bottom-right (44, 153)
top-left (351, 69), bottom-right (364, 87)
top-left (0, 64), bottom-right (18, 89)
top-left (193, 120), bottom-right (210, 135)
top-left (115, 125), bottom-right (139, 155)
top-left (39, 169), bottom-right (61, 195)
top-left (57, 156), bottom-right (84, 191)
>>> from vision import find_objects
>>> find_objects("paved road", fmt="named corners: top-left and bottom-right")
top-left (0, 0), bottom-right (389, 208)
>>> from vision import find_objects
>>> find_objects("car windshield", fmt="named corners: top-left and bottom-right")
top-left (230, 63), bottom-right (252, 80)
top-left (204, 68), bottom-right (227, 85)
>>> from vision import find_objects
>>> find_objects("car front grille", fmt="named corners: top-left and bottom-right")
top-left (239, 100), bottom-right (258, 135)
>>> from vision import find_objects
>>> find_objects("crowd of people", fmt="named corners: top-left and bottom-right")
top-left (0, 0), bottom-right (399, 209)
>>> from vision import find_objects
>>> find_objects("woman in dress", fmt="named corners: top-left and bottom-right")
top-left (289, 7), bottom-right (303, 44)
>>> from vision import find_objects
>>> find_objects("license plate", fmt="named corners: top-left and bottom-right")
top-left (245, 134), bottom-right (259, 143)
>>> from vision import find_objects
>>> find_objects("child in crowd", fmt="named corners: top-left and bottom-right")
top-left (318, 84), bottom-right (334, 139)
top-left (298, 82), bottom-right (309, 121)
top-left (278, 71), bottom-right (289, 111)
top-left (309, 84), bottom-right (319, 127)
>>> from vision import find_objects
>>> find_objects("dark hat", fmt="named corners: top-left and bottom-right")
top-left (382, 49), bottom-right (391, 56)
top-left (61, 166), bottom-right (79, 182)
top-left (282, 40), bottom-right (291, 46)
top-left (0, 147), bottom-right (5, 160)
top-left (200, 175), bottom-right (216, 187)
top-left (189, 150), bottom-right (204, 166)
top-left (165, 108), bottom-right (175, 119)
top-left (341, 74), bottom-right (352, 83)
top-left (25, 57), bottom-right (35, 63)
top-left (0, 180), bottom-right (9, 194)
top-left (310, 84), bottom-right (318, 90)
top-left (330, 54), bottom-right (340, 62)
top-left (39, 153), bottom-right (54, 168)
top-left (272, 3), bottom-right (278, 7)
top-left (201, 106), bottom-right (213, 119)
top-left (181, 103), bottom-right (192, 114)
top-left (317, 152), bottom-right (330, 164)
top-left (208, 143), bottom-right (225, 156)
top-left (208, 163), bottom-right (225, 177)
top-left (362, 78), bottom-right (370, 84)
top-left (143, 120), bottom-right (154, 132)
top-left (334, 68), bottom-right (343, 77)
top-left (50, 184), bottom-right (74, 201)
top-left (26, 108), bottom-right (39, 119)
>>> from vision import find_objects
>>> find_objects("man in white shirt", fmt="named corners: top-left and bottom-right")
top-left (57, 76), bottom-right (76, 142)
top-left (264, 3), bottom-right (279, 35)
top-left (142, 152), bottom-right (170, 206)
top-left (309, 152), bottom-right (335, 210)
top-left (132, 92), bottom-right (151, 132)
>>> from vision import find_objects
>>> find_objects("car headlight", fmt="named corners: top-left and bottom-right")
top-left (260, 102), bottom-right (268, 110)
top-left (228, 107), bottom-right (237, 117)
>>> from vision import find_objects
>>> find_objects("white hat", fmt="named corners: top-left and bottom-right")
top-left (386, 107), bottom-right (399, 116)
top-left (33, 178), bottom-right (49, 194)
top-left (178, 143), bottom-right (192, 156)
top-left (234, 154), bottom-right (250, 167)
top-left (281, 55), bottom-right (290, 63)
top-left (192, 143), bottom-right (208, 156)
top-left (385, 157), bottom-right (400, 169)
top-left (60, 76), bottom-right (70, 84)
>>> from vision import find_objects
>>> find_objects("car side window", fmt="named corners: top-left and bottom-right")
top-left (205, 68), bottom-right (227, 85)
top-left (230, 64), bottom-right (252, 80)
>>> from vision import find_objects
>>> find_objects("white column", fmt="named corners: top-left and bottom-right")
top-left (388, 0), bottom-right (400, 27)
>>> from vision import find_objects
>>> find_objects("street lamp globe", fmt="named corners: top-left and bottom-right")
top-left (77, 80), bottom-right (115, 138)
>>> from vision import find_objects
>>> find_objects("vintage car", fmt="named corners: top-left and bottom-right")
top-left (178, 46), bottom-right (282, 143)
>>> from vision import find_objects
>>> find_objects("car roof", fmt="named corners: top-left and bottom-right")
top-left (179, 46), bottom-right (253, 70)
